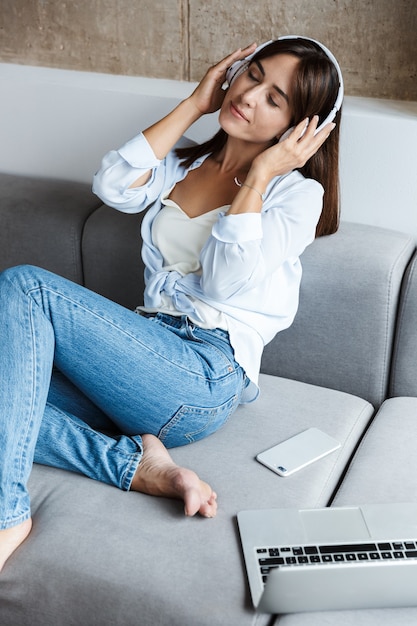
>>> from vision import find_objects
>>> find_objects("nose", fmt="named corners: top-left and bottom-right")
top-left (240, 83), bottom-right (262, 107)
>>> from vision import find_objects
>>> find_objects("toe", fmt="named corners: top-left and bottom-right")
top-left (199, 493), bottom-right (218, 518)
top-left (184, 487), bottom-right (205, 517)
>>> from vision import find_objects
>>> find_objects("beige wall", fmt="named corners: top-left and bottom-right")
top-left (1, 0), bottom-right (416, 100)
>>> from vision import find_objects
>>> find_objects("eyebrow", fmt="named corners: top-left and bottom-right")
top-left (254, 60), bottom-right (290, 104)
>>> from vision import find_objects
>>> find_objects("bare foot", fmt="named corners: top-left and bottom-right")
top-left (0, 518), bottom-right (32, 572)
top-left (130, 434), bottom-right (217, 518)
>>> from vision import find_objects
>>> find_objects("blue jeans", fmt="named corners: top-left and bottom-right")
top-left (0, 265), bottom-right (245, 529)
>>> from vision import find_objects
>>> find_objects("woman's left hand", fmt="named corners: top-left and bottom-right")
top-left (251, 116), bottom-right (336, 181)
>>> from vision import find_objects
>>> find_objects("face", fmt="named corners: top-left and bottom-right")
top-left (219, 53), bottom-right (299, 146)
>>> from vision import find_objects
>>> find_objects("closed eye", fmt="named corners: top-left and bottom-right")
top-left (248, 66), bottom-right (280, 108)
top-left (252, 59), bottom-right (289, 107)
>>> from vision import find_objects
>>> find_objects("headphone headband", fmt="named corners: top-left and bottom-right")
top-left (226, 35), bottom-right (344, 131)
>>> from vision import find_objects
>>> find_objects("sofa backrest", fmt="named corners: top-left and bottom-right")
top-left (82, 204), bottom-right (146, 310)
top-left (82, 206), bottom-right (415, 408)
top-left (0, 173), bottom-right (100, 283)
top-left (261, 222), bottom-right (415, 408)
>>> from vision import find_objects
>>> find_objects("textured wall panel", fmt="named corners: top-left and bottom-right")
top-left (0, 0), bottom-right (188, 79)
top-left (0, 0), bottom-right (416, 99)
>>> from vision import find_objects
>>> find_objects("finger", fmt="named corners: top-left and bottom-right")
top-left (317, 121), bottom-right (336, 137)
top-left (310, 121), bottom-right (336, 150)
top-left (304, 120), bottom-right (336, 159)
top-left (239, 42), bottom-right (258, 56)
top-left (285, 118), bottom-right (310, 143)
top-left (210, 43), bottom-right (257, 89)
top-left (300, 116), bottom-right (335, 145)
top-left (218, 42), bottom-right (257, 69)
top-left (302, 115), bottom-right (319, 138)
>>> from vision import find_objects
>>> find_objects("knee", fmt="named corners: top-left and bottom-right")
top-left (1, 264), bottom-right (36, 275)
top-left (0, 264), bottom-right (51, 291)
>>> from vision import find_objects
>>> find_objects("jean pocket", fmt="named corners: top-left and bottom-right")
top-left (157, 394), bottom-right (239, 448)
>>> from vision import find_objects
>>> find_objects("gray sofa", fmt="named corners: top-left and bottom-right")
top-left (1, 171), bottom-right (417, 625)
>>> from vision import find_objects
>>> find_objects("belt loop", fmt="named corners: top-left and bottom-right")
top-left (182, 315), bottom-right (197, 339)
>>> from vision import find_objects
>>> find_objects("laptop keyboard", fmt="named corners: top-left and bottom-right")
top-left (257, 541), bottom-right (417, 583)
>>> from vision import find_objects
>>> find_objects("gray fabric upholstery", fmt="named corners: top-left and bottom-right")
top-left (389, 253), bottom-right (417, 398)
top-left (261, 223), bottom-right (415, 408)
top-left (333, 397), bottom-right (417, 506)
top-left (0, 374), bottom-right (373, 626)
top-left (82, 204), bottom-right (146, 310)
top-left (0, 173), bottom-right (100, 283)
top-left (273, 608), bottom-right (417, 626)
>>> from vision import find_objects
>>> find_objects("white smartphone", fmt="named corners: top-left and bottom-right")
top-left (256, 427), bottom-right (341, 477)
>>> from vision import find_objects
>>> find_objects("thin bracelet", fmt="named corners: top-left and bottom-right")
top-left (234, 177), bottom-right (265, 202)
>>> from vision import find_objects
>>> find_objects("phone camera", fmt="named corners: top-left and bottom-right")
top-left (277, 466), bottom-right (287, 473)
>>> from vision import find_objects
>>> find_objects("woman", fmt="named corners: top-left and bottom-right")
top-left (0, 37), bottom-right (342, 570)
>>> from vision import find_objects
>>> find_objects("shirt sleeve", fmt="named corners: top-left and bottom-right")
top-left (92, 133), bottom-right (167, 214)
top-left (199, 175), bottom-right (324, 301)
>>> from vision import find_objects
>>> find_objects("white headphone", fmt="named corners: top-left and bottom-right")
top-left (226, 35), bottom-right (344, 139)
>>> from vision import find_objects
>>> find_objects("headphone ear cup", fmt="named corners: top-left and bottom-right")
top-left (226, 60), bottom-right (249, 86)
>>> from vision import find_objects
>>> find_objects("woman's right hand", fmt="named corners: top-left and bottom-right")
top-left (188, 43), bottom-right (257, 116)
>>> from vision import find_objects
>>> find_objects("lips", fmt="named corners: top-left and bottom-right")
top-left (230, 102), bottom-right (249, 122)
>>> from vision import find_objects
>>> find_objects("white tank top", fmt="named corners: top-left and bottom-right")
top-left (147, 191), bottom-right (229, 330)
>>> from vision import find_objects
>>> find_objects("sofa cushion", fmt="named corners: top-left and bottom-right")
top-left (333, 396), bottom-right (417, 506)
top-left (272, 397), bottom-right (417, 625)
top-left (0, 374), bottom-right (373, 626)
top-left (261, 222), bottom-right (414, 408)
top-left (0, 173), bottom-right (101, 283)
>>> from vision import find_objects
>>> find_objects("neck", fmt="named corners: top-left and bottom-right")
top-left (213, 136), bottom-right (271, 176)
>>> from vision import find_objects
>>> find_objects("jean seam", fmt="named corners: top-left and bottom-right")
top-left (123, 453), bottom-right (143, 491)
top-left (2, 281), bottom-right (51, 529)
top-left (184, 393), bottom-right (238, 442)
top-left (194, 338), bottom-right (237, 375)
top-left (158, 388), bottom-right (241, 446)
top-left (0, 510), bottom-right (32, 530)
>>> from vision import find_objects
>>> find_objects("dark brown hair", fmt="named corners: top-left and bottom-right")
top-left (176, 38), bottom-right (342, 237)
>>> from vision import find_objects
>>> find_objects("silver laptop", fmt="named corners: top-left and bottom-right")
top-left (237, 503), bottom-right (417, 614)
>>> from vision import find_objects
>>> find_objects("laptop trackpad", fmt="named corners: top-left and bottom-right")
top-left (300, 507), bottom-right (371, 543)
